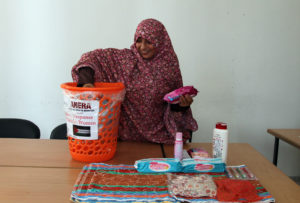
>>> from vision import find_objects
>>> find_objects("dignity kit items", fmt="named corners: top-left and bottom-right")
top-left (72, 121), bottom-right (274, 202)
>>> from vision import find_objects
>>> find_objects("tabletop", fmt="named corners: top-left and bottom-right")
top-left (1, 139), bottom-right (300, 203)
top-left (0, 166), bottom-right (80, 203)
top-left (0, 138), bottom-right (163, 168)
top-left (267, 129), bottom-right (300, 149)
top-left (163, 143), bottom-right (300, 203)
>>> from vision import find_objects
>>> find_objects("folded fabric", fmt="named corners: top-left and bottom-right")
top-left (71, 163), bottom-right (275, 203)
top-left (71, 163), bottom-right (174, 202)
top-left (215, 179), bottom-right (264, 202)
top-left (167, 173), bottom-right (217, 198)
top-left (163, 86), bottom-right (198, 104)
top-left (134, 158), bottom-right (182, 173)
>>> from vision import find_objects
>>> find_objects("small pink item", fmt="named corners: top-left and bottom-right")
top-left (188, 148), bottom-right (210, 158)
top-left (163, 86), bottom-right (198, 104)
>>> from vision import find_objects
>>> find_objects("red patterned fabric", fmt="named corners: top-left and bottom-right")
top-left (215, 179), bottom-right (264, 202)
top-left (72, 19), bottom-right (198, 144)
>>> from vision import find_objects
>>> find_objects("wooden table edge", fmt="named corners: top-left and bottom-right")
top-left (267, 129), bottom-right (300, 149)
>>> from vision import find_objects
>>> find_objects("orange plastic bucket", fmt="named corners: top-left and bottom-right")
top-left (61, 82), bottom-right (125, 162)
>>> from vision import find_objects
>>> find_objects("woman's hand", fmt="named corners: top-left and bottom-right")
top-left (179, 94), bottom-right (193, 107)
top-left (83, 83), bottom-right (94, 88)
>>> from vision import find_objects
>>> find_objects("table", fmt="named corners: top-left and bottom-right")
top-left (1, 139), bottom-right (300, 202)
top-left (0, 139), bottom-right (164, 203)
top-left (267, 129), bottom-right (300, 166)
top-left (0, 138), bottom-right (163, 168)
top-left (0, 166), bottom-right (81, 203)
top-left (163, 143), bottom-right (300, 203)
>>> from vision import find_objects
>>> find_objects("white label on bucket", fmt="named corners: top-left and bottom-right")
top-left (64, 97), bottom-right (99, 140)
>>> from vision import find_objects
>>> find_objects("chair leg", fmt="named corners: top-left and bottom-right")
top-left (160, 144), bottom-right (166, 158)
top-left (189, 131), bottom-right (193, 143)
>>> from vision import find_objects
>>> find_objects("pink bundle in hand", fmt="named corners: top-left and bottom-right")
top-left (163, 86), bottom-right (198, 104)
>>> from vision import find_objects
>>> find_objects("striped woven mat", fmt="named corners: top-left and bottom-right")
top-left (70, 163), bottom-right (275, 203)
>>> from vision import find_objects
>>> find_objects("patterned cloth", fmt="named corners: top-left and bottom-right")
top-left (71, 163), bottom-right (173, 202)
top-left (72, 19), bottom-right (198, 144)
top-left (167, 174), bottom-right (217, 198)
top-left (71, 163), bottom-right (275, 203)
top-left (215, 179), bottom-right (264, 202)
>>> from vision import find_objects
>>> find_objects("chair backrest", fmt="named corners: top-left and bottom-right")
top-left (0, 118), bottom-right (40, 139)
top-left (50, 123), bottom-right (67, 139)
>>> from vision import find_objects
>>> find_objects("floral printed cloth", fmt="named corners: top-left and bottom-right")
top-left (167, 174), bottom-right (217, 198)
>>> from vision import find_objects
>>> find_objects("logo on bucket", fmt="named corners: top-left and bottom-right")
top-left (194, 164), bottom-right (214, 172)
top-left (71, 101), bottom-right (92, 110)
top-left (64, 98), bottom-right (100, 140)
top-left (149, 162), bottom-right (170, 172)
top-left (73, 125), bottom-right (91, 137)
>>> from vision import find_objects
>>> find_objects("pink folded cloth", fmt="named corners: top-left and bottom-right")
top-left (163, 86), bottom-right (198, 104)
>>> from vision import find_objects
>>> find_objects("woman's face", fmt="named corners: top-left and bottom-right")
top-left (136, 37), bottom-right (156, 59)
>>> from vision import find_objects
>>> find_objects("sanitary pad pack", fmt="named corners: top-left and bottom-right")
top-left (134, 158), bottom-right (182, 173)
top-left (163, 86), bottom-right (198, 104)
top-left (134, 158), bottom-right (225, 173)
top-left (182, 157), bottom-right (226, 173)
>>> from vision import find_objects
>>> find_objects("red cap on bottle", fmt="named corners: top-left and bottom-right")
top-left (216, 122), bottom-right (227, 130)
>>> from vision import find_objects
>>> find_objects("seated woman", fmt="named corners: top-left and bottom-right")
top-left (72, 19), bottom-right (198, 144)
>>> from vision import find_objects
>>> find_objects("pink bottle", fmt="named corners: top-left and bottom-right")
top-left (174, 132), bottom-right (183, 160)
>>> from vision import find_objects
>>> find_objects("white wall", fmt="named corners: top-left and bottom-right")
top-left (1, 0), bottom-right (300, 176)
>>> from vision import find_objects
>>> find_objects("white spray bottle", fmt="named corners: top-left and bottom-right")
top-left (212, 122), bottom-right (228, 163)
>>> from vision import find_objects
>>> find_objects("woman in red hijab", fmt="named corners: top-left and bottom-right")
top-left (72, 19), bottom-right (198, 144)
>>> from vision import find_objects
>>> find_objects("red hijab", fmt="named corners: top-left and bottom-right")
top-left (72, 19), bottom-right (197, 144)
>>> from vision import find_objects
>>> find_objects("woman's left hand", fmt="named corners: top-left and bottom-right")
top-left (179, 94), bottom-right (193, 107)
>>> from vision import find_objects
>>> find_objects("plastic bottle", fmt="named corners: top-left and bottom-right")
top-left (212, 122), bottom-right (228, 163)
top-left (174, 132), bottom-right (183, 160)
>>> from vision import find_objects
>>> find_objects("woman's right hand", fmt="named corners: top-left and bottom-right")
top-left (83, 83), bottom-right (94, 88)
top-left (179, 94), bottom-right (193, 107)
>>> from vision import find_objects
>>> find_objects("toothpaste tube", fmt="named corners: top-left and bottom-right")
top-left (163, 86), bottom-right (198, 104)
top-left (134, 158), bottom-right (182, 173)
top-left (182, 157), bottom-right (226, 173)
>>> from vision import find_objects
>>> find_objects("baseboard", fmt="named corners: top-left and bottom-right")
top-left (289, 176), bottom-right (300, 185)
